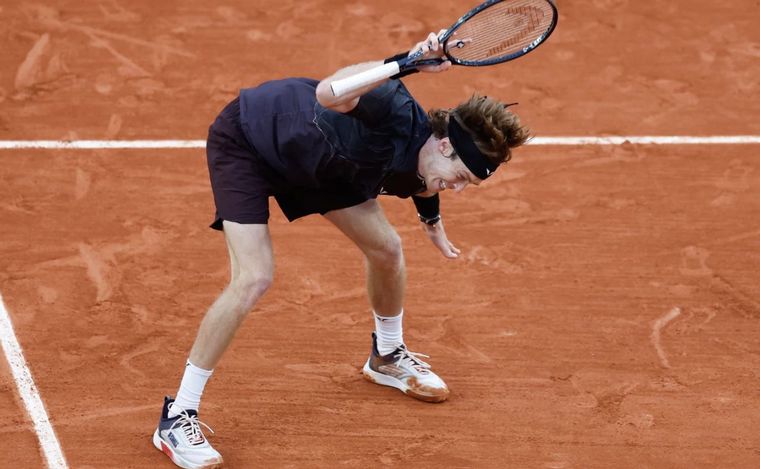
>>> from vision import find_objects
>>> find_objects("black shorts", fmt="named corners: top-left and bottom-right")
top-left (206, 98), bottom-right (375, 229)
top-left (206, 98), bottom-right (278, 230)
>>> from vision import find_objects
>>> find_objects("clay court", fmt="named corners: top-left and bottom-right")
top-left (1, 0), bottom-right (759, 467)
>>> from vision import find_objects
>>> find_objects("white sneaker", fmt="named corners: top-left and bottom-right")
top-left (363, 333), bottom-right (450, 403)
top-left (152, 397), bottom-right (223, 469)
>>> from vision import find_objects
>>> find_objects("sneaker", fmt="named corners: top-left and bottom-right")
top-left (152, 396), bottom-right (223, 469)
top-left (362, 333), bottom-right (450, 403)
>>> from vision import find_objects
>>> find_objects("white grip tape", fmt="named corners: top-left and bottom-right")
top-left (330, 62), bottom-right (401, 97)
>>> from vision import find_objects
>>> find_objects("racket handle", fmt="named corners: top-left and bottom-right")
top-left (330, 62), bottom-right (401, 97)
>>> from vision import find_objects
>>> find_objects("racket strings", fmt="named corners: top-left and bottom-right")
top-left (466, 4), bottom-right (548, 44)
top-left (447, 0), bottom-right (555, 63)
top-left (458, 6), bottom-right (548, 56)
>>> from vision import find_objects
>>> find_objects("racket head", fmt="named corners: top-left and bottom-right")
top-left (440, 0), bottom-right (558, 66)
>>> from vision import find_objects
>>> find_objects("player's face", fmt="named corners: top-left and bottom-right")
top-left (422, 138), bottom-right (483, 194)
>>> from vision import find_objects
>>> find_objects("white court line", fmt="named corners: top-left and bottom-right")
top-left (1, 136), bottom-right (760, 149)
top-left (0, 293), bottom-right (68, 469)
top-left (532, 136), bottom-right (760, 145)
top-left (0, 140), bottom-right (205, 149)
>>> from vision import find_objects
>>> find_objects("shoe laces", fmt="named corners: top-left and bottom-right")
top-left (167, 403), bottom-right (215, 446)
top-left (393, 346), bottom-right (432, 370)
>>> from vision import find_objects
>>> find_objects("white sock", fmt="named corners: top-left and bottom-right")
top-left (170, 361), bottom-right (213, 417)
top-left (374, 310), bottom-right (404, 356)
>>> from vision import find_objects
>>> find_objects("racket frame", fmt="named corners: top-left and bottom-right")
top-left (418, 0), bottom-right (558, 67)
top-left (330, 0), bottom-right (558, 97)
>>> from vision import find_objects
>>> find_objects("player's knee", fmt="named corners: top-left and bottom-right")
top-left (366, 233), bottom-right (404, 269)
top-left (231, 271), bottom-right (273, 308)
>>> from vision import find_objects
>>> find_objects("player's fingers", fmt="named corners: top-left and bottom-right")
top-left (425, 61), bottom-right (451, 73)
top-left (435, 239), bottom-right (459, 258)
top-left (411, 39), bottom-right (428, 56)
top-left (427, 32), bottom-right (439, 51)
top-left (438, 244), bottom-right (456, 258)
top-left (432, 238), bottom-right (450, 256)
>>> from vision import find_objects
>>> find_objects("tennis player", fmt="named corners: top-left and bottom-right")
top-left (152, 32), bottom-right (530, 469)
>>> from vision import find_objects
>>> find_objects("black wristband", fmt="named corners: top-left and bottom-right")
top-left (384, 51), bottom-right (420, 80)
top-left (412, 194), bottom-right (440, 220)
top-left (418, 213), bottom-right (441, 226)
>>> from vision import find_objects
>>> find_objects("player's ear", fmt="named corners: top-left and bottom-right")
top-left (439, 137), bottom-right (455, 159)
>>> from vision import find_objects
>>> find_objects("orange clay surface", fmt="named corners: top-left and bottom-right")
top-left (1, 1), bottom-right (760, 468)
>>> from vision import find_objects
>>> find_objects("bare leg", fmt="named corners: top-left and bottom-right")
top-left (323, 199), bottom-right (405, 317)
top-left (188, 221), bottom-right (274, 369)
top-left (324, 200), bottom-right (449, 402)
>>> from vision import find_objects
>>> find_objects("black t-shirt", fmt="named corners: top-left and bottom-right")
top-left (238, 77), bottom-right (438, 220)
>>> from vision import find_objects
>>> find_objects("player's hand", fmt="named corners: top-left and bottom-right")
top-left (420, 219), bottom-right (461, 259)
top-left (410, 31), bottom-right (452, 73)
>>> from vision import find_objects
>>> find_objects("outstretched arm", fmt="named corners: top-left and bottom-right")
top-left (316, 31), bottom-right (452, 114)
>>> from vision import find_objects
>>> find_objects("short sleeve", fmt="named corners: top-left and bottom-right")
top-left (346, 80), bottom-right (404, 128)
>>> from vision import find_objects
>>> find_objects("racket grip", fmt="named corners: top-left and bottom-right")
top-left (330, 62), bottom-right (401, 97)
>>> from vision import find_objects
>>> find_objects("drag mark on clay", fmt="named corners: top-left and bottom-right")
top-left (710, 275), bottom-right (760, 319)
top-left (59, 404), bottom-right (157, 426)
top-left (14, 33), bottom-right (51, 90)
top-left (82, 29), bottom-right (152, 77)
top-left (679, 246), bottom-right (712, 277)
top-left (43, 18), bottom-right (195, 58)
top-left (651, 307), bottom-right (681, 368)
top-left (78, 243), bottom-right (116, 303)
top-left (98, 0), bottom-right (141, 22)
top-left (705, 228), bottom-right (760, 248)
top-left (408, 316), bottom-right (493, 363)
top-left (119, 339), bottom-right (161, 380)
top-left (75, 168), bottom-right (92, 200)
top-left (465, 245), bottom-right (523, 274)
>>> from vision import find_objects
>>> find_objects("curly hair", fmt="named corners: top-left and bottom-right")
top-left (428, 94), bottom-right (530, 165)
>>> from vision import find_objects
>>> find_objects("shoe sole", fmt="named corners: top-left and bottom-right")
top-left (153, 430), bottom-right (224, 469)
top-left (362, 360), bottom-right (449, 403)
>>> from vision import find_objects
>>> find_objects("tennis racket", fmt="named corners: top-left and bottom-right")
top-left (331, 0), bottom-right (558, 97)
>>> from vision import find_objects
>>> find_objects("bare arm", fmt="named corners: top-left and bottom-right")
top-left (315, 61), bottom-right (387, 113)
top-left (316, 31), bottom-right (452, 114)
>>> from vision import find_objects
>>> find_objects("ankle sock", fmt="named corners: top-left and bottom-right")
top-left (169, 361), bottom-right (213, 417)
top-left (374, 310), bottom-right (404, 356)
